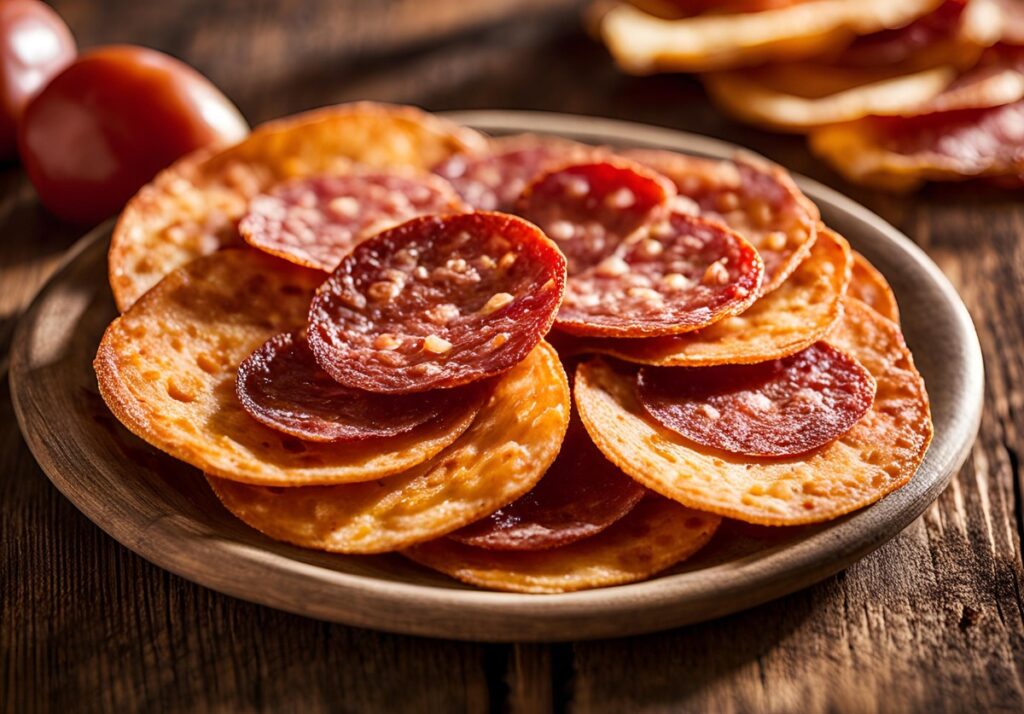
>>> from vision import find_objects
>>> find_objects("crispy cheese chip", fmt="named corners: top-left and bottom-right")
top-left (109, 102), bottom-right (487, 311)
top-left (598, 0), bottom-right (944, 74)
top-left (403, 496), bottom-right (720, 593)
top-left (559, 226), bottom-right (850, 367)
top-left (850, 251), bottom-right (900, 323)
top-left (574, 299), bottom-right (933, 526)
top-left (703, 66), bottom-right (957, 132)
top-left (207, 342), bottom-right (570, 553)
top-left (94, 249), bottom-right (485, 486)
top-left (810, 99), bottom-right (1024, 190)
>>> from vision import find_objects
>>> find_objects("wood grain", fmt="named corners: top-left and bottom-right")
top-left (2, 0), bottom-right (1022, 711)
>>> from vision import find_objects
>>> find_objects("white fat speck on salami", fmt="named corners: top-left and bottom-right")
top-left (307, 212), bottom-right (566, 393)
top-left (239, 172), bottom-right (465, 271)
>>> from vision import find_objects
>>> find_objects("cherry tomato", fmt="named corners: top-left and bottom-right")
top-left (18, 44), bottom-right (249, 224)
top-left (0, 0), bottom-right (76, 158)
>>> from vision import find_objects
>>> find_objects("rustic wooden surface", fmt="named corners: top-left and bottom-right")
top-left (1, 1), bottom-right (1022, 711)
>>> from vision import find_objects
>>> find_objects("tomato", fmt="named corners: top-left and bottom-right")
top-left (0, 0), bottom-right (76, 158)
top-left (18, 45), bottom-right (249, 224)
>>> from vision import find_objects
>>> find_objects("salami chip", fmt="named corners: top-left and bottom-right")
top-left (236, 331), bottom-right (485, 443)
top-left (637, 343), bottom-right (876, 458)
top-left (308, 212), bottom-right (566, 394)
top-left (598, 0), bottom-right (942, 73)
top-left (574, 299), bottom-right (932, 526)
top-left (109, 102), bottom-right (488, 311)
top-left (433, 134), bottom-right (596, 211)
top-left (809, 99), bottom-right (1024, 190)
top-left (517, 159), bottom-right (676, 275)
top-left (207, 342), bottom-right (570, 554)
top-left (404, 496), bottom-right (720, 594)
top-left (449, 416), bottom-right (646, 551)
top-left (555, 212), bottom-right (763, 337)
top-left (850, 251), bottom-right (900, 323)
top-left (94, 250), bottom-right (485, 486)
top-left (239, 172), bottom-right (465, 271)
top-left (560, 226), bottom-right (850, 367)
top-left (625, 149), bottom-right (818, 294)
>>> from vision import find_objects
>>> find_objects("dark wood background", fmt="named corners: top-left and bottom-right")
top-left (2, 1), bottom-right (1023, 711)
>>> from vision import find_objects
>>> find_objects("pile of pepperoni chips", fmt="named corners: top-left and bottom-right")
top-left (595, 0), bottom-right (1024, 190)
top-left (95, 103), bottom-right (932, 594)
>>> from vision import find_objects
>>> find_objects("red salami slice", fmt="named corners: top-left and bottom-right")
top-left (835, 0), bottom-right (968, 68)
top-left (239, 172), bottom-right (464, 272)
top-left (625, 150), bottom-right (818, 294)
top-left (449, 417), bottom-right (646, 550)
top-left (556, 211), bottom-right (763, 338)
top-left (636, 342), bottom-right (876, 458)
top-left (433, 136), bottom-right (594, 211)
top-left (307, 212), bottom-right (566, 394)
top-left (518, 159), bottom-right (676, 276)
top-left (236, 331), bottom-right (478, 442)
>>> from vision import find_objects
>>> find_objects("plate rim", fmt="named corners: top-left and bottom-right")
top-left (10, 110), bottom-right (984, 642)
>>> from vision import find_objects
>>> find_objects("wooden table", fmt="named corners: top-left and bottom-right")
top-left (2, 2), bottom-right (1022, 711)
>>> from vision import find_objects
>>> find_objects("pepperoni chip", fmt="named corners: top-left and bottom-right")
top-left (636, 342), bottom-right (876, 458)
top-left (449, 417), bottom-right (646, 551)
top-left (307, 212), bottom-right (566, 393)
top-left (236, 331), bottom-right (483, 442)
top-left (518, 159), bottom-right (676, 275)
top-left (556, 211), bottom-right (763, 338)
top-left (239, 172), bottom-right (464, 272)
top-left (625, 150), bottom-right (819, 294)
top-left (433, 135), bottom-right (594, 211)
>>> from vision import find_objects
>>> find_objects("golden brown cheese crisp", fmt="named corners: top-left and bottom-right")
top-left (207, 342), bottom-right (570, 553)
top-left (598, 0), bottom-right (943, 74)
top-left (850, 251), bottom-right (900, 324)
top-left (109, 102), bottom-right (488, 311)
top-left (559, 226), bottom-right (850, 367)
top-left (574, 299), bottom-right (932, 526)
top-left (403, 496), bottom-right (720, 593)
top-left (95, 249), bottom-right (485, 486)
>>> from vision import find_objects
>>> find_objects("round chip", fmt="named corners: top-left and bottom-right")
top-left (559, 226), bottom-right (850, 367)
top-left (434, 134), bottom-right (596, 211)
top-left (574, 299), bottom-right (933, 526)
top-left (239, 172), bottom-right (465, 271)
top-left (555, 212), bottom-right (763, 338)
top-left (449, 415), bottom-right (646, 550)
top-left (637, 343), bottom-right (876, 458)
top-left (625, 149), bottom-right (819, 294)
top-left (517, 159), bottom-right (676, 275)
top-left (809, 99), bottom-right (1024, 190)
top-left (207, 342), bottom-right (570, 554)
top-left (109, 102), bottom-right (488, 311)
top-left (236, 331), bottom-right (485, 443)
top-left (94, 249), bottom-right (485, 486)
top-left (850, 251), bottom-right (900, 323)
top-left (598, 0), bottom-right (943, 74)
top-left (403, 496), bottom-right (720, 594)
top-left (308, 212), bottom-right (566, 394)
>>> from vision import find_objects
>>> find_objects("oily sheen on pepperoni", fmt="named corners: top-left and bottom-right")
top-left (556, 211), bottom-right (763, 338)
top-left (239, 172), bottom-right (464, 272)
top-left (236, 331), bottom-right (479, 442)
top-left (307, 212), bottom-right (566, 393)
top-left (517, 159), bottom-right (676, 275)
top-left (449, 416), bottom-right (647, 551)
top-left (433, 135), bottom-right (594, 211)
top-left (636, 342), bottom-right (876, 458)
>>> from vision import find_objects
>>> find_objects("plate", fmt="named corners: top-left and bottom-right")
top-left (9, 111), bottom-right (983, 642)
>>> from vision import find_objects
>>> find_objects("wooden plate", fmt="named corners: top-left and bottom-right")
top-left (9, 111), bottom-right (983, 642)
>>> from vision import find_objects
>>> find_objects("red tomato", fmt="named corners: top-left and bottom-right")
top-left (18, 45), bottom-right (249, 224)
top-left (0, 0), bottom-right (76, 158)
